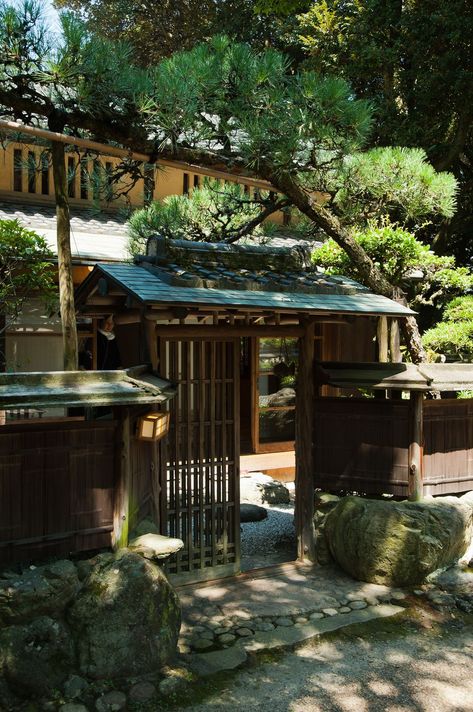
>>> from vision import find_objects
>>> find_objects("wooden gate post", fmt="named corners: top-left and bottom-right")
top-left (112, 407), bottom-right (131, 549)
top-left (295, 317), bottom-right (316, 562)
top-left (408, 391), bottom-right (424, 501)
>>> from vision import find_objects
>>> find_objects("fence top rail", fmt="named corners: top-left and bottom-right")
top-left (317, 361), bottom-right (473, 392)
top-left (0, 366), bottom-right (176, 410)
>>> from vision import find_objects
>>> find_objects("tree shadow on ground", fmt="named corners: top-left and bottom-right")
top-left (171, 609), bottom-right (473, 712)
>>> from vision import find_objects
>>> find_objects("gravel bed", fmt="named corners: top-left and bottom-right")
top-left (240, 502), bottom-right (296, 570)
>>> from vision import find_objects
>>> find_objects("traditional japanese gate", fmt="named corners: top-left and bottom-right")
top-left (158, 337), bottom-right (241, 582)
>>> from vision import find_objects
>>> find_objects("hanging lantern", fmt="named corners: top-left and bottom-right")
top-left (136, 412), bottom-right (170, 441)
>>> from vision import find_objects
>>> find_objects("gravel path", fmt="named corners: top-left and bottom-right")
top-left (178, 611), bottom-right (473, 711)
top-left (240, 504), bottom-right (296, 571)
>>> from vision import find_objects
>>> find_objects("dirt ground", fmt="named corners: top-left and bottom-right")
top-left (171, 604), bottom-right (473, 712)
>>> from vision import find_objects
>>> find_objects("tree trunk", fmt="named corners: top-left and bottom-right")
top-left (51, 141), bottom-right (78, 371)
top-left (261, 168), bottom-right (427, 363)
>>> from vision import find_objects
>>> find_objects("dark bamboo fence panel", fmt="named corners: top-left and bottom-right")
top-left (423, 399), bottom-right (473, 495)
top-left (0, 420), bottom-right (116, 565)
top-left (129, 434), bottom-right (157, 528)
top-left (314, 398), bottom-right (410, 496)
top-left (314, 397), bottom-right (473, 497)
top-left (159, 337), bottom-right (240, 582)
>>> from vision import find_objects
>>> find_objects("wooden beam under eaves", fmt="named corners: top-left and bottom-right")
top-left (154, 324), bottom-right (306, 338)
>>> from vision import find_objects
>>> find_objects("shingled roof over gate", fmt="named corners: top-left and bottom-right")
top-left (76, 236), bottom-right (415, 317)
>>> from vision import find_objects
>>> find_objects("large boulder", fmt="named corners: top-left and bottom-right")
top-left (240, 473), bottom-right (290, 505)
top-left (267, 388), bottom-right (296, 407)
top-left (325, 495), bottom-right (473, 586)
top-left (0, 559), bottom-right (80, 625)
top-left (240, 503), bottom-right (268, 522)
top-left (68, 551), bottom-right (181, 679)
top-left (0, 616), bottom-right (74, 697)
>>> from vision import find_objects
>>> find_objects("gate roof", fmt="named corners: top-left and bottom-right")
top-left (76, 238), bottom-right (414, 318)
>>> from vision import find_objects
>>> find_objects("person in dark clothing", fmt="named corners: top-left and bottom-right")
top-left (97, 314), bottom-right (122, 370)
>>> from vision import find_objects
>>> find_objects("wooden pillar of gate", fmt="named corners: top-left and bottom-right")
top-left (408, 391), bottom-right (424, 501)
top-left (295, 317), bottom-right (316, 562)
top-left (112, 407), bottom-right (131, 549)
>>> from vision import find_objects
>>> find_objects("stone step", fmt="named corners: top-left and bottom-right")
top-left (188, 603), bottom-right (403, 677)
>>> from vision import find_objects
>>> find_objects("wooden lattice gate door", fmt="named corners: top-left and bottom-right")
top-left (158, 337), bottom-right (240, 582)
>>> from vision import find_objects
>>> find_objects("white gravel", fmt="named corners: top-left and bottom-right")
top-left (240, 502), bottom-right (296, 570)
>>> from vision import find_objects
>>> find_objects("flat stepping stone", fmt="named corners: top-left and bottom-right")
top-left (240, 503), bottom-right (268, 522)
top-left (236, 627), bottom-right (253, 637)
top-left (391, 591), bottom-right (407, 601)
top-left (239, 604), bottom-right (404, 655)
top-left (349, 600), bottom-right (368, 610)
top-left (253, 621), bottom-right (275, 632)
top-left (322, 608), bottom-right (338, 617)
top-left (192, 638), bottom-right (214, 651)
top-left (199, 630), bottom-right (215, 640)
top-left (275, 617), bottom-right (294, 627)
top-left (189, 646), bottom-right (247, 677)
top-left (128, 533), bottom-right (184, 560)
top-left (219, 633), bottom-right (236, 644)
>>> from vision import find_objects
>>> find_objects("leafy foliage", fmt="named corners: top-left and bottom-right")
top-left (423, 296), bottom-right (473, 361)
top-left (0, 219), bottom-right (56, 330)
top-left (334, 148), bottom-right (457, 224)
top-left (141, 35), bottom-right (374, 175)
top-left (53, 0), bottom-right (300, 67)
top-left (313, 224), bottom-right (473, 313)
top-left (127, 180), bottom-right (279, 255)
top-left (0, 2), bottom-right (148, 120)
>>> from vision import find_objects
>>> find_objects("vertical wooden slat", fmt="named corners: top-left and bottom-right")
top-left (251, 337), bottom-right (259, 452)
top-left (295, 318), bottom-right (316, 563)
top-left (185, 341), bottom-right (193, 570)
top-left (198, 341), bottom-right (206, 570)
top-left (210, 340), bottom-right (217, 566)
top-left (173, 341), bottom-right (182, 565)
top-left (221, 340), bottom-right (228, 561)
top-left (158, 337), bottom-right (168, 535)
top-left (233, 338), bottom-right (241, 568)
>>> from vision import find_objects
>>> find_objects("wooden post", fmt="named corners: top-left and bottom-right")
top-left (92, 318), bottom-right (98, 370)
top-left (408, 391), bottom-right (424, 501)
top-left (389, 318), bottom-right (402, 362)
top-left (377, 316), bottom-right (389, 363)
top-left (295, 317), bottom-right (316, 562)
top-left (146, 319), bottom-right (159, 372)
top-left (112, 408), bottom-right (131, 549)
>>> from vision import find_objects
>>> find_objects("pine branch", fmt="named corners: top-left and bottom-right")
top-left (223, 197), bottom-right (290, 243)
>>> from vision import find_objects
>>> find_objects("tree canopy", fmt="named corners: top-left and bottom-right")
top-left (52, 0), bottom-right (298, 66)
top-left (256, 0), bottom-right (473, 266)
top-left (127, 180), bottom-right (287, 255)
top-left (423, 296), bottom-right (473, 362)
top-left (0, 7), bottom-right (462, 362)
